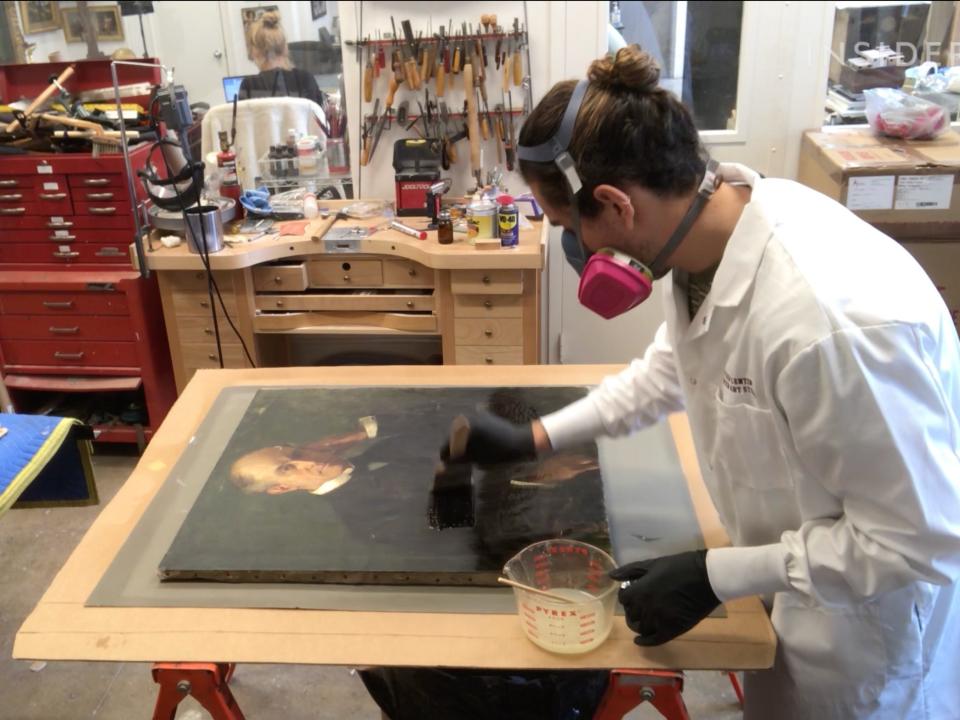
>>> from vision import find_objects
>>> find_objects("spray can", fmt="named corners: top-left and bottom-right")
top-left (497, 194), bottom-right (519, 248)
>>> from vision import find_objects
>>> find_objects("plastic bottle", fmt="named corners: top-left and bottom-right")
top-left (303, 193), bottom-right (318, 219)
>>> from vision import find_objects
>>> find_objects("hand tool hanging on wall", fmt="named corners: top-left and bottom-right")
top-left (392, 17), bottom-right (416, 90)
top-left (367, 106), bottom-right (390, 165)
top-left (494, 36), bottom-right (503, 70)
top-left (504, 92), bottom-right (516, 172)
top-left (464, 62), bottom-right (481, 184)
top-left (503, 39), bottom-right (512, 92)
top-left (402, 19), bottom-right (422, 89)
top-left (360, 98), bottom-right (380, 166)
top-left (494, 104), bottom-right (505, 165)
top-left (513, 19), bottom-right (524, 87)
top-left (435, 31), bottom-right (447, 97)
top-left (363, 39), bottom-right (374, 103)
top-left (397, 100), bottom-right (409, 126)
top-left (376, 31), bottom-right (385, 78)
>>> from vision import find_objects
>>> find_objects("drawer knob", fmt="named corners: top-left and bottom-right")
top-left (208, 353), bottom-right (216, 361)
top-left (343, 274), bottom-right (351, 282)
top-left (204, 328), bottom-right (213, 335)
top-left (276, 300), bottom-right (284, 307)
top-left (483, 300), bottom-right (493, 309)
top-left (274, 275), bottom-right (282, 284)
top-left (408, 268), bottom-right (417, 277)
top-left (484, 356), bottom-right (493, 364)
top-left (200, 301), bottom-right (210, 308)
top-left (484, 329), bottom-right (493, 337)
top-left (406, 301), bottom-right (414, 308)
top-left (482, 275), bottom-right (491, 285)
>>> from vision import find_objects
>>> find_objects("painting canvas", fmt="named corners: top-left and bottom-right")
top-left (19, 1), bottom-right (60, 34)
top-left (91, 5), bottom-right (122, 41)
top-left (60, 7), bottom-right (83, 42)
top-left (159, 386), bottom-right (610, 586)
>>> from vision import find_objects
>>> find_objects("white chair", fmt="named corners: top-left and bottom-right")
top-left (200, 97), bottom-right (327, 189)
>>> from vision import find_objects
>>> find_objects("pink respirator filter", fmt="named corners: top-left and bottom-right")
top-left (577, 251), bottom-right (654, 319)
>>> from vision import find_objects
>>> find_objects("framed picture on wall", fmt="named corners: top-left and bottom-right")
top-left (19, 1), bottom-right (61, 34)
top-left (311, 1), bottom-right (326, 20)
top-left (91, 5), bottom-right (123, 41)
top-left (60, 7), bottom-right (84, 42)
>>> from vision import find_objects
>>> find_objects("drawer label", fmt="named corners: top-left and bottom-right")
top-left (51, 216), bottom-right (64, 224)
top-left (42, 182), bottom-right (59, 191)
top-left (36, 165), bottom-right (53, 175)
top-left (58, 244), bottom-right (71, 253)
top-left (54, 230), bottom-right (71, 238)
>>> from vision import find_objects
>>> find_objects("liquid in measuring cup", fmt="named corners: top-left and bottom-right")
top-left (518, 588), bottom-right (612, 654)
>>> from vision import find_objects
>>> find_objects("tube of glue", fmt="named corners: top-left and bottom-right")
top-left (390, 219), bottom-right (427, 240)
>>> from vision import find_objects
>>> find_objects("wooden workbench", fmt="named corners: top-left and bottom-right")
top-left (14, 365), bottom-right (775, 671)
top-left (144, 210), bottom-right (547, 393)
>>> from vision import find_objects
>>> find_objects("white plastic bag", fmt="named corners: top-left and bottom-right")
top-left (864, 88), bottom-right (949, 140)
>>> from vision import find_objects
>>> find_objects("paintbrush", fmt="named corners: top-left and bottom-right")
top-left (428, 415), bottom-right (475, 529)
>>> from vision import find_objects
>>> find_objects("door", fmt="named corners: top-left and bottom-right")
top-left (152, 1), bottom-right (230, 107)
top-left (550, 1), bottom-right (835, 364)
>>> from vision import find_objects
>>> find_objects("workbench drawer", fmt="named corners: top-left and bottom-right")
top-left (0, 291), bottom-right (129, 316)
top-left (164, 270), bottom-right (236, 293)
top-left (382, 259), bottom-right (434, 288)
top-left (170, 289), bottom-right (239, 318)
top-left (1, 339), bottom-right (139, 368)
top-left (0, 314), bottom-right (135, 341)
top-left (454, 318), bottom-right (524, 346)
top-left (174, 316), bottom-right (245, 344)
top-left (252, 263), bottom-right (308, 292)
top-left (256, 291), bottom-right (434, 313)
top-left (254, 311), bottom-right (438, 334)
top-left (308, 259), bottom-right (383, 287)
top-left (452, 294), bottom-right (523, 318)
top-left (454, 345), bottom-right (524, 365)
top-left (0, 197), bottom-right (74, 216)
top-left (0, 242), bottom-right (129, 265)
top-left (181, 343), bottom-right (252, 369)
top-left (72, 201), bottom-right (128, 217)
top-left (450, 270), bottom-right (523, 295)
top-left (68, 174), bottom-right (127, 190)
top-left (1, 228), bottom-right (132, 244)
top-left (0, 174), bottom-right (68, 191)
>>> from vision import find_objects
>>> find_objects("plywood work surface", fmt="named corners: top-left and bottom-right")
top-left (14, 366), bottom-right (775, 670)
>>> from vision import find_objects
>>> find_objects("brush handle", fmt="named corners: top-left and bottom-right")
top-left (449, 415), bottom-right (470, 459)
top-left (497, 577), bottom-right (576, 604)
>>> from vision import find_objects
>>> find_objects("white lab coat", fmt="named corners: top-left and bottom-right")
top-left (542, 164), bottom-right (960, 719)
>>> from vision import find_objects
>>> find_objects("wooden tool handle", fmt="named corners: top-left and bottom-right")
top-left (464, 64), bottom-right (481, 175)
top-left (480, 112), bottom-right (490, 141)
top-left (502, 62), bottom-right (510, 93)
top-left (309, 215), bottom-right (338, 241)
top-left (5, 65), bottom-right (76, 133)
top-left (363, 64), bottom-right (374, 103)
top-left (446, 137), bottom-right (458, 164)
top-left (495, 120), bottom-right (504, 164)
top-left (449, 415), bottom-right (470, 459)
top-left (420, 50), bottom-right (430, 85)
top-left (513, 50), bottom-right (523, 86)
top-left (405, 58), bottom-right (421, 90)
top-left (386, 74), bottom-right (399, 108)
top-left (39, 114), bottom-right (103, 132)
top-left (436, 64), bottom-right (446, 97)
top-left (452, 46), bottom-right (461, 74)
top-left (360, 135), bottom-right (370, 166)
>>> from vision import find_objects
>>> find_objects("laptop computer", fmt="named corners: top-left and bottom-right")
top-left (222, 76), bottom-right (246, 103)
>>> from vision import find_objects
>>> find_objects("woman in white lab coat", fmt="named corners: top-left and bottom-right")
top-left (442, 46), bottom-right (960, 719)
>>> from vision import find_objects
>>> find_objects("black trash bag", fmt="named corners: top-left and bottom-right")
top-left (359, 667), bottom-right (610, 720)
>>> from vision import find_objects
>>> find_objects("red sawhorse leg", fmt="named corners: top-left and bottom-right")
top-left (152, 662), bottom-right (246, 720)
top-left (593, 669), bottom-right (690, 720)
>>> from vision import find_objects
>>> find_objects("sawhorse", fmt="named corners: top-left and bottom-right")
top-left (593, 669), bottom-right (744, 720)
top-left (152, 662), bottom-right (245, 720)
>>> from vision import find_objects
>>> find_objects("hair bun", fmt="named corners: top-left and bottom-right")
top-left (588, 45), bottom-right (660, 93)
top-left (260, 10), bottom-right (281, 29)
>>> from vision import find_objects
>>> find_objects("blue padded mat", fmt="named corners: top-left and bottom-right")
top-left (0, 414), bottom-right (81, 515)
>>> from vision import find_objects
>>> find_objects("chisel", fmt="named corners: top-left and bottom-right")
top-left (401, 19), bottom-right (422, 89)
top-left (464, 62), bottom-right (481, 182)
top-left (363, 40), bottom-right (374, 103)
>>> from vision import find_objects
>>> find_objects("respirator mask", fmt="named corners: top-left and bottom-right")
top-left (517, 79), bottom-right (721, 319)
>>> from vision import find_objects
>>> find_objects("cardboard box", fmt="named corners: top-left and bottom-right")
top-left (798, 128), bottom-right (960, 239)
top-left (901, 241), bottom-right (960, 337)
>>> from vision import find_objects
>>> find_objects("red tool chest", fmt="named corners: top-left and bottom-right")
top-left (0, 59), bottom-right (175, 444)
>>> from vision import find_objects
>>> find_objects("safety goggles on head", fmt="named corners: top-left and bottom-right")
top-left (517, 79), bottom-right (721, 319)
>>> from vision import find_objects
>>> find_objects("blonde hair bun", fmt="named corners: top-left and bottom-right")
top-left (588, 44), bottom-right (660, 93)
top-left (260, 10), bottom-right (281, 29)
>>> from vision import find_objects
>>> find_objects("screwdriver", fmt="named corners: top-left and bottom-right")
top-left (363, 40), bottom-right (374, 103)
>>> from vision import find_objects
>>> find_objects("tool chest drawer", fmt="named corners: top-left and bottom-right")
top-left (452, 294), bottom-right (524, 317)
top-left (255, 291), bottom-right (435, 313)
top-left (450, 270), bottom-right (523, 295)
top-left (0, 290), bottom-right (129, 315)
top-left (0, 175), bottom-right (68, 191)
top-left (68, 174), bottom-right (127, 190)
top-left (0, 314), bottom-right (135, 341)
top-left (454, 346), bottom-right (524, 365)
top-left (72, 201), bottom-right (126, 217)
top-left (73, 188), bottom-right (128, 204)
top-left (1, 339), bottom-right (139, 368)
top-left (0, 198), bottom-right (74, 216)
top-left (382, 259), bottom-right (435, 288)
top-left (308, 259), bottom-right (383, 287)
top-left (253, 263), bottom-right (308, 292)
top-left (0, 243), bottom-right (129, 265)
top-left (4, 228), bottom-right (133, 244)
top-left (454, 318), bottom-right (524, 346)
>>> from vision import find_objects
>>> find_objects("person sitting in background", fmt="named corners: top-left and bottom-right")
top-left (239, 10), bottom-right (324, 107)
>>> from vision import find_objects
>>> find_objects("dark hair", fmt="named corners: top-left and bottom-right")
top-left (519, 45), bottom-right (707, 217)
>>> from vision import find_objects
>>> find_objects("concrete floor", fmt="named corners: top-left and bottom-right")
top-left (0, 448), bottom-right (743, 720)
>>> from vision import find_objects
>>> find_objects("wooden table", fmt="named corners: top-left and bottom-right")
top-left (15, 365), bottom-right (774, 675)
top-left (143, 209), bottom-right (547, 393)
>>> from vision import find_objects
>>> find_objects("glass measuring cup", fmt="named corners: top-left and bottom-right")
top-left (502, 539), bottom-right (618, 654)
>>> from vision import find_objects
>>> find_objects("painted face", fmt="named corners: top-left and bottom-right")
top-left (230, 445), bottom-right (353, 495)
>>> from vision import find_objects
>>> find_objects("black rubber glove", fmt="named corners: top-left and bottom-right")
top-left (438, 411), bottom-right (537, 465)
top-left (609, 549), bottom-right (720, 647)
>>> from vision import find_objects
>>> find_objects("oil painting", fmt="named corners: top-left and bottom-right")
top-left (159, 386), bottom-right (610, 586)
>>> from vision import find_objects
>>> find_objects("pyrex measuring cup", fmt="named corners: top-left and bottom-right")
top-left (502, 539), bottom-right (618, 654)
